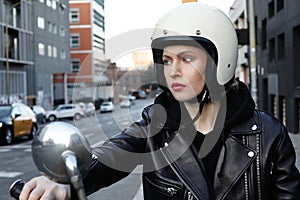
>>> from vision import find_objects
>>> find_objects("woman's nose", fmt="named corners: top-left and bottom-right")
top-left (168, 61), bottom-right (181, 77)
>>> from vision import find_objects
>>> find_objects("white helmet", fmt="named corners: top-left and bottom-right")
top-left (151, 2), bottom-right (238, 85)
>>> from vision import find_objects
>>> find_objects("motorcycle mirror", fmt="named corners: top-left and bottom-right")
top-left (31, 121), bottom-right (92, 184)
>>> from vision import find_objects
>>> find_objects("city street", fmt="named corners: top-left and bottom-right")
top-left (0, 98), bottom-right (153, 200)
top-left (1, 97), bottom-right (300, 199)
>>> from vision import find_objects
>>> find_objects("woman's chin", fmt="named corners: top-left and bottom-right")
top-left (172, 93), bottom-right (197, 102)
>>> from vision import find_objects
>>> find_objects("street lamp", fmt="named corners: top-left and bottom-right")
top-left (5, 0), bottom-right (32, 104)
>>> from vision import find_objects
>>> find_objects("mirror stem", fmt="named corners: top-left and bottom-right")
top-left (62, 150), bottom-right (87, 200)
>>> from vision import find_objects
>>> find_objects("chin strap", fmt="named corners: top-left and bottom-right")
top-left (185, 85), bottom-right (211, 126)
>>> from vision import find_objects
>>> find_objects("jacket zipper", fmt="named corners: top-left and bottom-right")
top-left (160, 147), bottom-right (201, 200)
top-left (144, 176), bottom-right (180, 197)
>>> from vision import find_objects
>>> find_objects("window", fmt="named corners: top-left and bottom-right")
top-left (94, 10), bottom-right (105, 30)
top-left (70, 8), bottom-right (79, 23)
top-left (52, 0), bottom-right (57, 10)
top-left (269, 38), bottom-right (275, 62)
top-left (70, 34), bottom-right (80, 48)
top-left (262, 19), bottom-right (267, 49)
top-left (46, 0), bottom-right (51, 7)
top-left (38, 43), bottom-right (45, 55)
top-left (37, 17), bottom-right (45, 29)
top-left (47, 21), bottom-right (52, 32)
top-left (277, 0), bottom-right (284, 12)
top-left (277, 33), bottom-right (285, 60)
top-left (93, 34), bottom-right (105, 51)
top-left (71, 59), bottom-right (80, 72)
top-left (59, 26), bottom-right (65, 36)
top-left (59, 3), bottom-right (66, 13)
top-left (53, 46), bottom-right (57, 58)
top-left (268, 1), bottom-right (275, 18)
top-left (60, 49), bottom-right (66, 59)
top-left (95, 0), bottom-right (104, 8)
top-left (53, 23), bottom-right (57, 34)
top-left (47, 45), bottom-right (52, 57)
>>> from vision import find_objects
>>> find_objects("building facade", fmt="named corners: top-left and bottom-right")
top-left (0, 0), bottom-right (33, 104)
top-left (229, 0), bottom-right (300, 133)
top-left (33, 0), bottom-right (70, 107)
top-left (68, 0), bottom-right (108, 103)
top-left (254, 0), bottom-right (300, 133)
top-left (229, 0), bottom-right (250, 86)
top-left (0, 0), bottom-right (70, 108)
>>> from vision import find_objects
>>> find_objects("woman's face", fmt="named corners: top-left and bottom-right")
top-left (163, 45), bottom-right (208, 102)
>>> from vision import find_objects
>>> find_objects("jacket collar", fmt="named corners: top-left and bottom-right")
top-left (214, 135), bottom-right (257, 200)
top-left (230, 110), bottom-right (261, 135)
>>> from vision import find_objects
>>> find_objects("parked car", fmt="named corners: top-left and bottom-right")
top-left (131, 90), bottom-right (147, 99)
top-left (120, 99), bottom-right (132, 108)
top-left (45, 104), bottom-right (84, 122)
top-left (85, 102), bottom-right (96, 116)
top-left (100, 102), bottom-right (114, 113)
top-left (0, 103), bottom-right (38, 145)
top-left (31, 105), bottom-right (46, 124)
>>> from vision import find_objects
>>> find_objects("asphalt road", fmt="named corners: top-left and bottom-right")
top-left (0, 98), bottom-right (154, 200)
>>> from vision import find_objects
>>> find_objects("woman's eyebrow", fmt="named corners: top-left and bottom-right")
top-left (163, 50), bottom-right (195, 57)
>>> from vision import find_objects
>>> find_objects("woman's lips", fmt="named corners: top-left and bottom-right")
top-left (171, 82), bottom-right (186, 91)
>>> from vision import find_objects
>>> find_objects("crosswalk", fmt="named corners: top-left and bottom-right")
top-left (0, 143), bottom-right (32, 153)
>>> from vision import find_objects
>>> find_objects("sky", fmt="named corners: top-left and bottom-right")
top-left (104, 0), bottom-right (235, 67)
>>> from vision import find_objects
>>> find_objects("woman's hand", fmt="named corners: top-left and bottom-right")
top-left (19, 176), bottom-right (70, 200)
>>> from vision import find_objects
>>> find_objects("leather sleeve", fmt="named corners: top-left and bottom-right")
top-left (271, 124), bottom-right (300, 199)
top-left (70, 106), bottom-right (153, 199)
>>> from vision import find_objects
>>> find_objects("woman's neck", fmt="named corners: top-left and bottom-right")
top-left (184, 101), bottom-right (220, 134)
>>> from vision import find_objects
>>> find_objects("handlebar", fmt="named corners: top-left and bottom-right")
top-left (9, 179), bottom-right (25, 199)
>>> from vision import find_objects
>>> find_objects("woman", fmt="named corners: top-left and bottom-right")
top-left (20, 3), bottom-right (300, 200)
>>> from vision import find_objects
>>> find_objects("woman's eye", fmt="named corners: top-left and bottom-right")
top-left (182, 57), bottom-right (192, 63)
top-left (163, 59), bottom-right (171, 65)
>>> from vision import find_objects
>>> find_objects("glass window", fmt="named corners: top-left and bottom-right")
top-left (71, 59), bottom-right (80, 72)
top-left (70, 34), bottom-right (80, 48)
top-left (46, 0), bottom-right (51, 7)
top-left (269, 38), bottom-right (275, 62)
top-left (268, 1), bottom-right (275, 18)
top-left (59, 3), bottom-right (66, 13)
top-left (52, 0), bottom-right (57, 10)
top-left (262, 19), bottom-right (267, 49)
top-left (70, 8), bottom-right (79, 23)
top-left (60, 49), bottom-right (66, 59)
top-left (47, 45), bottom-right (52, 57)
top-left (277, 0), bottom-right (284, 12)
top-left (37, 17), bottom-right (45, 29)
top-left (38, 43), bottom-right (45, 55)
top-left (277, 33), bottom-right (285, 60)
top-left (59, 26), bottom-right (65, 36)
top-left (47, 21), bottom-right (52, 32)
top-left (53, 23), bottom-right (57, 34)
top-left (53, 46), bottom-right (57, 58)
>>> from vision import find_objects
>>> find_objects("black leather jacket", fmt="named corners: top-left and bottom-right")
top-left (81, 83), bottom-right (300, 200)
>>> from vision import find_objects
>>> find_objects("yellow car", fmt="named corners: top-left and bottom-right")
top-left (0, 103), bottom-right (38, 145)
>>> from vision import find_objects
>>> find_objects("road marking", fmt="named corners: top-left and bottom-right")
top-left (0, 149), bottom-right (11, 152)
top-left (85, 133), bottom-right (94, 138)
top-left (1, 145), bottom-right (31, 149)
top-left (0, 171), bottom-right (23, 178)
